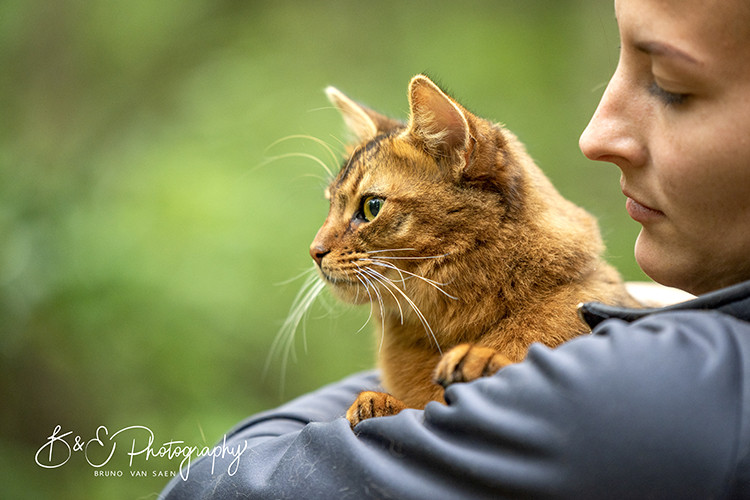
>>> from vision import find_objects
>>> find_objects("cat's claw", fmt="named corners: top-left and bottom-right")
top-left (433, 344), bottom-right (512, 389)
top-left (346, 391), bottom-right (407, 428)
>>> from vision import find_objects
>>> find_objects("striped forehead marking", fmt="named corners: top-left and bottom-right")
top-left (336, 133), bottom-right (392, 186)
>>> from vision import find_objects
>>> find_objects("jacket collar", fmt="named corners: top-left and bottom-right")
top-left (578, 279), bottom-right (750, 331)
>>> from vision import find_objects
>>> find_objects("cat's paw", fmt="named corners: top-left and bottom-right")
top-left (346, 391), bottom-right (407, 428)
top-left (433, 344), bottom-right (512, 388)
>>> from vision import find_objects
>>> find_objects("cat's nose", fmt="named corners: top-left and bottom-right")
top-left (310, 244), bottom-right (330, 267)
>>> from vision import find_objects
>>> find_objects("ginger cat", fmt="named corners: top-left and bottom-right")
top-left (307, 75), bottom-right (637, 426)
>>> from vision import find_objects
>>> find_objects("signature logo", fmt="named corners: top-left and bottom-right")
top-left (35, 425), bottom-right (247, 480)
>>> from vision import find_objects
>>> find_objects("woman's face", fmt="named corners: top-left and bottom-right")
top-left (579, 0), bottom-right (750, 295)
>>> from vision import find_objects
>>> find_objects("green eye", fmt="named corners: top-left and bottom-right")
top-left (363, 196), bottom-right (383, 221)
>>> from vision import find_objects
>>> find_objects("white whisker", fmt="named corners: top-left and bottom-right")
top-left (361, 267), bottom-right (442, 355)
top-left (362, 258), bottom-right (459, 300)
top-left (264, 134), bottom-right (340, 173)
top-left (355, 270), bottom-right (387, 352)
top-left (256, 152), bottom-right (333, 177)
top-left (365, 248), bottom-right (417, 254)
top-left (275, 266), bottom-right (318, 286)
top-left (364, 248), bottom-right (450, 261)
top-left (353, 274), bottom-right (375, 334)
top-left (364, 258), bottom-right (407, 286)
top-left (264, 271), bottom-right (327, 393)
top-left (328, 133), bottom-right (352, 154)
top-left (356, 263), bottom-right (404, 325)
top-left (366, 254), bottom-right (450, 261)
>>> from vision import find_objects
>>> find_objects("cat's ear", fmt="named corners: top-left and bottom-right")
top-left (405, 75), bottom-right (472, 162)
top-left (326, 87), bottom-right (397, 143)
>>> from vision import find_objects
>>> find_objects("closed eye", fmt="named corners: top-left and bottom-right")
top-left (649, 81), bottom-right (689, 107)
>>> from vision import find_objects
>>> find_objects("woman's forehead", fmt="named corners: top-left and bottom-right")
top-left (616, 0), bottom-right (750, 69)
top-left (617, 0), bottom-right (750, 38)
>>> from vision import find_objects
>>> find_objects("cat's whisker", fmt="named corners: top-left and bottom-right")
top-left (353, 274), bottom-right (376, 334)
top-left (264, 134), bottom-right (340, 174)
top-left (264, 271), bottom-right (327, 392)
top-left (340, 144), bottom-right (363, 177)
top-left (365, 254), bottom-right (450, 261)
top-left (274, 266), bottom-right (319, 286)
top-left (362, 259), bottom-right (459, 300)
top-left (362, 258), bottom-right (407, 286)
top-left (355, 267), bottom-right (388, 322)
top-left (364, 248), bottom-right (450, 261)
top-left (363, 258), bottom-right (436, 285)
top-left (364, 248), bottom-right (417, 254)
top-left (360, 268), bottom-right (442, 355)
top-left (297, 172), bottom-right (332, 184)
top-left (355, 269), bottom-right (387, 352)
top-left (356, 270), bottom-right (395, 354)
top-left (356, 272), bottom-right (386, 353)
top-left (362, 268), bottom-right (440, 353)
top-left (256, 152), bottom-right (334, 178)
top-left (263, 279), bottom-right (322, 374)
top-left (328, 133), bottom-right (352, 154)
top-left (352, 271), bottom-right (362, 304)
top-left (356, 264), bottom-right (405, 325)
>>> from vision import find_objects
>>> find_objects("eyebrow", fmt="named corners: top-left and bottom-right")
top-left (634, 41), bottom-right (702, 65)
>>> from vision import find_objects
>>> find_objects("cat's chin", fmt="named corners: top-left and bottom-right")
top-left (317, 273), bottom-right (370, 306)
top-left (326, 282), bottom-right (371, 306)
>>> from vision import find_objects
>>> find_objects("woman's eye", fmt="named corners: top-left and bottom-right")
top-left (649, 81), bottom-right (689, 107)
top-left (362, 196), bottom-right (384, 222)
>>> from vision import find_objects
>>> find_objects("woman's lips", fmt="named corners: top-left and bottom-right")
top-left (626, 196), bottom-right (665, 223)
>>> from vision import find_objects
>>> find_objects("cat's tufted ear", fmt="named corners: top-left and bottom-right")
top-left (404, 75), bottom-right (472, 163)
top-left (326, 87), bottom-right (398, 144)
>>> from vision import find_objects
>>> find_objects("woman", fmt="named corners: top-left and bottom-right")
top-left (161, 0), bottom-right (750, 498)
top-left (580, 0), bottom-right (750, 296)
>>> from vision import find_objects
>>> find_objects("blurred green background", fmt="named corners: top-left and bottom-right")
top-left (0, 0), bottom-right (647, 498)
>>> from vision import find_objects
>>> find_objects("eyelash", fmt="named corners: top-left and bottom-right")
top-left (648, 81), bottom-right (689, 107)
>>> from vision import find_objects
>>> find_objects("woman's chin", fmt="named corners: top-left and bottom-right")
top-left (633, 231), bottom-right (678, 285)
top-left (634, 230), bottom-right (705, 295)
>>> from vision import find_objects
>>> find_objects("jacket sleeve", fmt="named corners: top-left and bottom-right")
top-left (159, 311), bottom-right (750, 500)
top-left (221, 369), bottom-right (383, 447)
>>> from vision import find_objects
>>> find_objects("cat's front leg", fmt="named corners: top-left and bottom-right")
top-left (346, 391), bottom-right (407, 427)
top-left (433, 344), bottom-right (512, 388)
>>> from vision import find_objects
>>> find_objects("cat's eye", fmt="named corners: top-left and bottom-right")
top-left (363, 196), bottom-right (384, 222)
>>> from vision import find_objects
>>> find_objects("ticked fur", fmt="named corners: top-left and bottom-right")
top-left (307, 75), bottom-right (636, 411)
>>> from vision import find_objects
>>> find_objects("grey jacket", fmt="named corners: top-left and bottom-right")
top-left (161, 280), bottom-right (750, 499)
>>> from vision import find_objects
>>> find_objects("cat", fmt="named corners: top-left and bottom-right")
top-left (306, 74), bottom-right (638, 426)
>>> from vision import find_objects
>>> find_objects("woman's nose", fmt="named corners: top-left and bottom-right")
top-left (579, 69), bottom-right (647, 169)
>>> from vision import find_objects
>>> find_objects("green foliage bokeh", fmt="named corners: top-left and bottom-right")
top-left (0, 1), bottom-right (646, 498)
